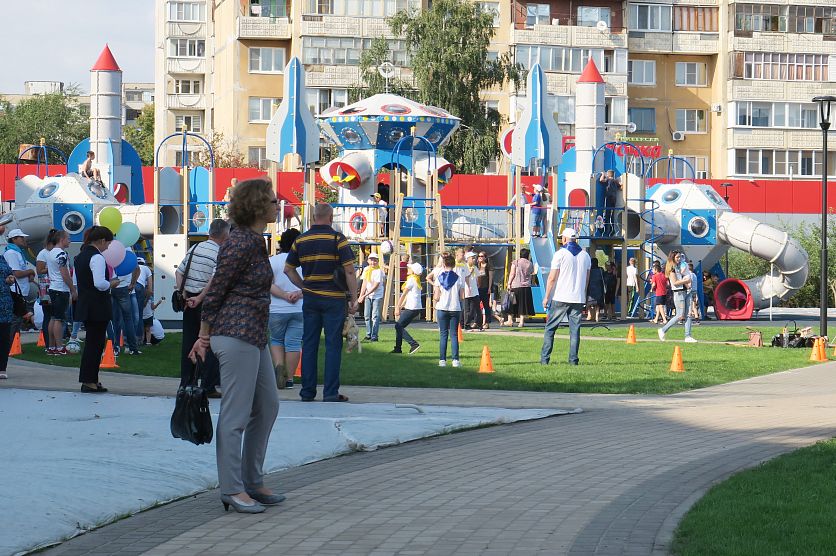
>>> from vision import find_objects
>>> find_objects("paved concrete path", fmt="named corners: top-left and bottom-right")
top-left (6, 359), bottom-right (836, 555)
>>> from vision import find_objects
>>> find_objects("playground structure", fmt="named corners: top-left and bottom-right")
top-left (0, 49), bottom-right (810, 323)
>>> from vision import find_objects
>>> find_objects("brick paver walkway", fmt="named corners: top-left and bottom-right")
top-left (7, 359), bottom-right (835, 555)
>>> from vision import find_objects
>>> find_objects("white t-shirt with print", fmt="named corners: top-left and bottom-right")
top-left (550, 246), bottom-right (592, 304)
top-left (402, 276), bottom-right (422, 311)
top-left (5, 248), bottom-right (30, 296)
top-left (363, 266), bottom-right (385, 300)
top-left (269, 253), bottom-right (303, 314)
top-left (46, 247), bottom-right (71, 293)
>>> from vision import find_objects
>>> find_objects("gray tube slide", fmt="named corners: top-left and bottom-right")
top-left (716, 211), bottom-right (809, 309)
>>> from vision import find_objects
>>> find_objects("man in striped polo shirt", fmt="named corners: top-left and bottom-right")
top-left (285, 203), bottom-right (358, 402)
top-left (176, 219), bottom-right (230, 396)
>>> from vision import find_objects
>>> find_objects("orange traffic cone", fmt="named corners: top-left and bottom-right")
top-left (626, 325), bottom-right (637, 345)
top-left (9, 332), bottom-right (22, 356)
top-left (36, 330), bottom-right (45, 347)
top-left (120, 334), bottom-right (124, 348)
top-left (818, 337), bottom-right (828, 361)
top-left (100, 340), bottom-right (119, 369)
top-left (669, 346), bottom-right (684, 373)
top-left (294, 356), bottom-right (302, 378)
top-left (478, 345), bottom-right (495, 373)
top-left (458, 324), bottom-right (464, 342)
top-left (810, 338), bottom-right (825, 362)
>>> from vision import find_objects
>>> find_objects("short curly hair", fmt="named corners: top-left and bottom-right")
top-left (228, 178), bottom-right (275, 227)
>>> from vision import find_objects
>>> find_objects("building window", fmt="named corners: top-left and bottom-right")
top-left (556, 96), bottom-right (575, 124)
top-left (249, 0), bottom-right (288, 18)
top-left (670, 156), bottom-right (708, 179)
top-left (481, 99), bottom-right (499, 119)
top-left (734, 52), bottom-right (828, 81)
top-left (306, 88), bottom-right (348, 114)
top-left (174, 79), bottom-right (202, 94)
top-left (248, 147), bottom-right (268, 169)
top-left (249, 97), bottom-right (279, 122)
top-left (168, 1), bottom-right (206, 22)
top-left (675, 62), bottom-right (707, 86)
top-left (526, 4), bottom-right (551, 27)
top-left (577, 7), bottom-right (610, 27)
top-left (734, 149), bottom-right (836, 177)
top-left (675, 109), bottom-right (707, 133)
top-left (477, 2), bottom-right (500, 27)
top-left (303, 0), bottom-right (420, 17)
top-left (605, 97), bottom-right (627, 125)
top-left (735, 101), bottom-right (821, 129)
top-left (629, 4), bottom-right (672, 32)
top-left (302, 37), bottom-right (409, 66)
top-left (516, 45), bottom-right (613, 73)
top-left (628, 60), bottom-right (656, 85)
top-left (628, 108), bottom-right (655, 132)
top-left (249, 47), bottom-right (286, 73)
top-left (735, 5), bottom-right (836, 34)
top-left (174, 114), bottom-right (202, 133)
top-left (169, 39), bottom-right (205, 58)
top-left (486, 50), bottom-right (499, 62)
top-left (674, 6), bottom-right (718, 32)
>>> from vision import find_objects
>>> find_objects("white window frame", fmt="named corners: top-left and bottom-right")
top-left (671, 155), bottom-right (708, 179)
top-left (249, 97), bottom-right (280, 123)
top-left (174, 79), bottom-right (202, 95)
top-left (477, 2), bottom-right (500, 27)
top-left (248, 146), bottom-right (268, 169)
top-left (174, 113), bottom-right (203, 133)
top-left (169, 38), bottom-right (205, 58)
top-left (168, 1), bottom-right (206, 22)
top-left (306, 88), bottom-right (348, 115)
top-left (675, 109), bottom-right (707, 133)
top-left (628, 59), bottom-right (656, 85)
top-left (606, 97), bottom-right (628, 125)
top-left (577, 6), bottom-right (610, 27)
top-left (675, 62), bottom-right (707, 87)
top-left (526, 3), bottom-right (550, 27)
top-left (249, 47), bottom-right (286, 73)
top-left (629, 3), bottom-right (672, 32)
top-left (734, 148), bottom-right (836, 177)
top-left (734, 101), bottom-right (819, 129)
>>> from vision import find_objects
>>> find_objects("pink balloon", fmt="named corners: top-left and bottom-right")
top-left (103, 240), bottom-right (127, 267)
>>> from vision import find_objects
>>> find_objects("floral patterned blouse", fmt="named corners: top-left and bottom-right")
top-left (201, 226), bottom-right (272, 348)
top-left (0, 257), bottom-right (12, 323)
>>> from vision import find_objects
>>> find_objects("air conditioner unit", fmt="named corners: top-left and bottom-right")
top-left (696, 171), bottom-right (709, 179)
top-left (672, 131), bottom-right (686, 141)
top-left (711, 103), bottom-right (723, 113)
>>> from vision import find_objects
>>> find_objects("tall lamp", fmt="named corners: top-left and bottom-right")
top-left (813, 95), bottom-right (835, 338)
top-left (721, 182), bottom-right (733, 277)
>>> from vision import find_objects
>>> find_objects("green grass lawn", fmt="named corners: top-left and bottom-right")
top-left (18, 328), bottom-right (818, 395)
top-left (514, 323), bottom-right (780, 344)
top-left (672, 438), bottom-right (836, 555)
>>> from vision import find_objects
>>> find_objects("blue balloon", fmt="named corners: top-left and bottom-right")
top-left (114, 250), bottom-right (138, 276)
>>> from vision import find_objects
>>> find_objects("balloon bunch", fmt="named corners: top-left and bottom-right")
top-left (98, 207), bottom-right (141, 276)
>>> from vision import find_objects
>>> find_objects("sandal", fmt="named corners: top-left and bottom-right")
top-left (323, 394), bottom-right (350, 402)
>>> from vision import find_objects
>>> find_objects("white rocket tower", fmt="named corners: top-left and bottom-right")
top-left (565, 59), bottom-right (606, 205)
top-left (89, 45), bottom-right (123, 186)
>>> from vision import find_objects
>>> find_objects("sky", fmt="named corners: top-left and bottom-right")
top-left (0, 0), bottom-right (154, 93)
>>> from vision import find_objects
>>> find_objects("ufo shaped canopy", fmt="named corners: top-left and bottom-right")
top-left (319, 93), bottom-right (460, 153)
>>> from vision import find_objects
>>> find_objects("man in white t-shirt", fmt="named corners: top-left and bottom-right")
top-left (541, 228), bottom-right (591, 366)
top-left (5, 229), bottom-right (36, 339)
top-left (625, 257), bottom-right (638, 314)
top-left (358, 252), bottom-right (385, 341)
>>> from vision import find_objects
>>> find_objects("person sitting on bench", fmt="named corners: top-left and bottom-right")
top-left (82, 151), bottom-right (102, 182)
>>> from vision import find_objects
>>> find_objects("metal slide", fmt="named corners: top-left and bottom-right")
top-left (714, 211), bottom-right (809, 319)
top-left (528, 235), bottom-right (557, 316)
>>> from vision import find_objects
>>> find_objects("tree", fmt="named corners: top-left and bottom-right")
top-left (124, 103), bottom-right (155, 165)
top-left (193, 131), bottom-right (249, 168)
top-left (389, 0), bottom-right (522, 174)
top-left (351, 37), bottom-right (417, 102)
top-left (0, 90), bottom-right (89, 164)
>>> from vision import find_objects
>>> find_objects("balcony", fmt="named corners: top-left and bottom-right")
top-left (512, 23), bottom-right (626, 49)
top-left (167, 21), bottom-right (206, 38)
top-left (167, 93), bottom-right (207, 110)
top-left (237, 16), bottom-right (292, 40)
top-left (167, 58), bottom-right (207, 75)
top-left (629, 31), bottom-right (719, 54)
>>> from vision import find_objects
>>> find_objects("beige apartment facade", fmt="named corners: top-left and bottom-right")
top-left (153, 0), bottom-right (836, 179)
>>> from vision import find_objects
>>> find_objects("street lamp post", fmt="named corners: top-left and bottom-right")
top-left (813, 96), bottom-right (835, 338)
top-left (721, 182), bottom-right (733, 278)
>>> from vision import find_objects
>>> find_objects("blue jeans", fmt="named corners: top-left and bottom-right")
top-left (301, 294), bottom-right (346, 401)
top-left (363, 296), bottom-right (382, 340)
top-left (531, 209), bottom-right (545, 233)
top-left (394, 309), bottom-right (420, 350)
top-left (661, 291), bottom-right (693, 338)
top-left (111, 286), bottom-right (138, 351)
top-left (437, 309), bottom-right (460, 361)
top-left (133, 284), bottom-right (146, 339)
top-left (541, 302), bottom-right (584, 364)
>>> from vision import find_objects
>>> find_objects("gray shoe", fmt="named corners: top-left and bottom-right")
top-left (221, 494), bottom-right (265, 513)
top-left (246, 490), bottom-right (286, 505)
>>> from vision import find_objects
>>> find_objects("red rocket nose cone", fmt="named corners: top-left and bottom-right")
top-left (91, 45), bottom-right (121, 71)
top-left (578, 59), bottom-right (604, 83)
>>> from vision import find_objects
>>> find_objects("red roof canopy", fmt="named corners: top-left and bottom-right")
top-left (577, 59), bottom-right (604, 84)
top-left (91, 45), bottom-right (121, 71)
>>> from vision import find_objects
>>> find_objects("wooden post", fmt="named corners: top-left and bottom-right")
top-left (381, 193), bottom-right (404, 321)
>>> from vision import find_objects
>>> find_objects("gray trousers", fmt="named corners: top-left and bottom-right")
top-left (211, 335), bottom-right (280, 495)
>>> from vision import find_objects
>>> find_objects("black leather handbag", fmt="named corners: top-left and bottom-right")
top-left (170, 360), bottom-right (214, 445)
top-left (172, 247), bottom-right (196, 313)
top-left (10, 280), bottom-right (27, 317)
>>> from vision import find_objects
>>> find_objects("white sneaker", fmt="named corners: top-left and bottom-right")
top-left (657, 329), bottom-right (665, 342)
top-left (439, 360), bottom-right (447, 367)
top-left (452, 359), bottom-right (461, 368)
top-left (684, 336), bottom-right (697, 343)
top-left (0, 372), bottom-right (7, 379)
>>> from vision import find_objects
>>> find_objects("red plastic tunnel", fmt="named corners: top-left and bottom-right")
top-left (713, 278), bottom-right (754, 320)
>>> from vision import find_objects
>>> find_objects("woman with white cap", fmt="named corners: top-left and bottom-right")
top-left (392, 261), bottom-right (423, 354)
